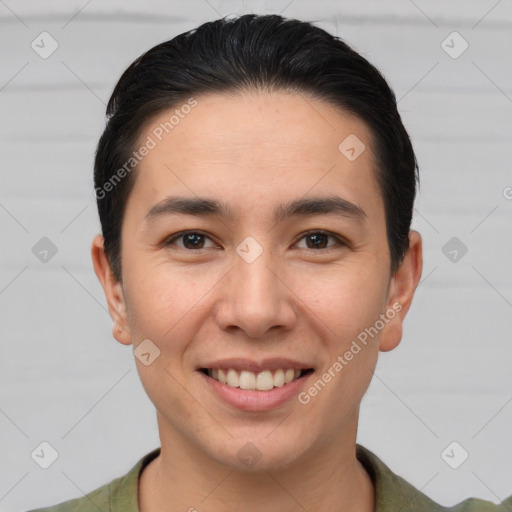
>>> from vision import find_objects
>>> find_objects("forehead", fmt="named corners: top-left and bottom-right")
top-left (128, 90), bottom-right (383, 219)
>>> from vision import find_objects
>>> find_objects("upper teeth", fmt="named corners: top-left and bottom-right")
top-left (208, 368), bottom-right (302, 391)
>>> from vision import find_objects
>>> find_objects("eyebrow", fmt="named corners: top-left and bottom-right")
top-left (145, 195), bottom-right (366, 223)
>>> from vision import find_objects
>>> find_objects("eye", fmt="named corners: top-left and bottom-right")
top-left (295, 230), bottom-right (346, 250)
top-left (164, 231), bottom-right (219, 250)
top-left (163, 230), bottom-right (346, 251)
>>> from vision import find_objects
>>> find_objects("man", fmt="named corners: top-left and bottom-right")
top-left (28, 14), bottom-right (510, 512)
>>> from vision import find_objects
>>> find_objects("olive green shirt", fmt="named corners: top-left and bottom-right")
top-left (26, 445), bottom-right (511, 511)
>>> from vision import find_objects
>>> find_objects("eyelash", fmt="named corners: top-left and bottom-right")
top-left (163, 230), bottom-right (347, 252)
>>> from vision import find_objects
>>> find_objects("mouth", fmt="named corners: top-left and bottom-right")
top-left (199, 367), bottom-right (314, 391)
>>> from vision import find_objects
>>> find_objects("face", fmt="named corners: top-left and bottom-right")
top-left (93, 90), bottom-right (422, 472)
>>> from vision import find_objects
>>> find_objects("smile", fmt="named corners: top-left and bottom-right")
top-left (203, 368), bottom-right (312, 391)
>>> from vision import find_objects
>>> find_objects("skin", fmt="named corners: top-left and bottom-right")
top-left (92, 90), bottom-right (422, 512)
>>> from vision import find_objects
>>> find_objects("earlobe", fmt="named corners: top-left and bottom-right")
top-left (91, 234), bottom-right (133, 346)
top-left (379, 230), bottom-right (423, 352)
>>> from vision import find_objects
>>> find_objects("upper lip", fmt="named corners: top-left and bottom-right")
top-left (199, 358), bottom-right (314, 372)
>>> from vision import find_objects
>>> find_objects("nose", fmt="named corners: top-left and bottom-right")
top-left (214, 246), bottom-right (297, 339)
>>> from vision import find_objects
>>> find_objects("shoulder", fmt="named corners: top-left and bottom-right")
top-left (24, 480), bottom-right (114, 512)
top-left (24, 447), bottom-right (161, 512)
top-left (356, 444), bottom-right (509, 511)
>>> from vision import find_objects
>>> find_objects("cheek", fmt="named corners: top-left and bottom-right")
top-left (300, 264), bottom-right (386, 415)
top-left (122, 266), bottom-right (206, 419)
top-left (292, 262), bottom-right (388, 345)
top-left (122, 261), bottom-right (212, 340)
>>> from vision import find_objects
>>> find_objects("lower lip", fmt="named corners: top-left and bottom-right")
top-left (200, 371), bottom-right (312, 411)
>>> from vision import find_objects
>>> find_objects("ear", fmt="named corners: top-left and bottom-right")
top-left (379, 230), bottom-right (423, 352)
top-left (91, 234), bottom-right (132, 345)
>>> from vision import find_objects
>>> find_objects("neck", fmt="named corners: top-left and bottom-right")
top-left (139, 413), bottom-right (374, 512)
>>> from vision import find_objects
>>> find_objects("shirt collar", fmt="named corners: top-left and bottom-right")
top-left (111, 446), bottom-right (161, 512)
top-left (111, 444), bottom-right (440, 512)
top-left (356, 444), bottom-right (441, 511)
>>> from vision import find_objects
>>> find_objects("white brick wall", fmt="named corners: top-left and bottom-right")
top-left (1, 1), bottom-right (511, 509)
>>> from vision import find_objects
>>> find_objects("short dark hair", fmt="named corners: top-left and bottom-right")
top-left (94, 14), bottom-right (419, 282)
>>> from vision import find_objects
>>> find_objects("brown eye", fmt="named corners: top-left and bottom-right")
top-left (165, 231), bottom-right (218, 250)
top-left (295, 231), bottom-right (345, 250)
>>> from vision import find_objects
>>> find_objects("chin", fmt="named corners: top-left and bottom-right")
top-left (205, 430), bottom-right (314, 473)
